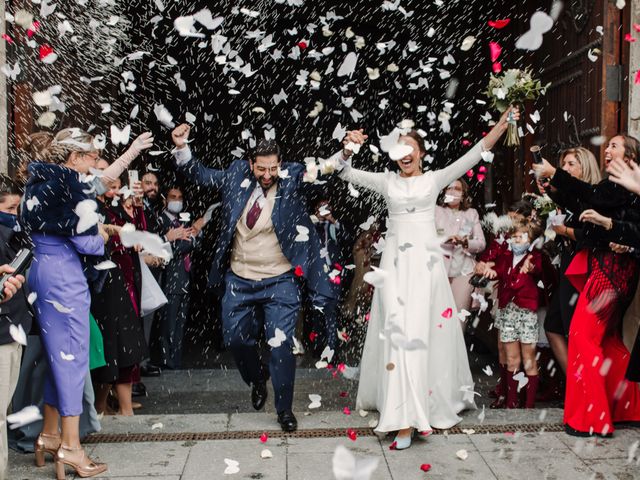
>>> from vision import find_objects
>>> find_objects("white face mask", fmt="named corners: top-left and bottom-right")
top-left (167, 200), bottom-right (183, 214)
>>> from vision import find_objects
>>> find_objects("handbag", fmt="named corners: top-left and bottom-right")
top-left (468, 274), bottom-right (490, 288)
top-left (139, 254), bottom-right (168, 316)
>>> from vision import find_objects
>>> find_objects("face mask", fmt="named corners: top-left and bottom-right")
top-left (0, 211), bottom-right (18, 230)
top-left (167, 201), bottom-right (183, 214)
top-left (511, 242), bottom-right (530, 256)
top-left (92, 177), bottom-right (108, 196)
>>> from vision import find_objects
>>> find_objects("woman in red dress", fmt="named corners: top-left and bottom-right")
top-left (534, 134), bottom-right (640, 437)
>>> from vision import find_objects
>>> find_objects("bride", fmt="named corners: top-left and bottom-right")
top-left (336, 107), bottom-right (519, 449)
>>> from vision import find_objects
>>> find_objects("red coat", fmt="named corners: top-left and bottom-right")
top-left (483, 242), bottom-right (543, 312)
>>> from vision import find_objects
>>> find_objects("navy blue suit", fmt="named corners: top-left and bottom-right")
top-left (308, 221), bottom-right (354, 353)
top-left (157, 212), bottom-right (195, 369)
top-left (175, 153), bottom-right (335, 412)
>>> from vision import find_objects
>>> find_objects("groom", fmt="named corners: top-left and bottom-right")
top-left (170, 124), bottom-right (358, 431)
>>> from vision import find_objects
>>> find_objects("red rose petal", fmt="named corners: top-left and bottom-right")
top-left (466, 169), bottom-right (474, 178)
top-left (477, 173), bottom-right (486, 182)
top-left (334, 263), bottom-right (343, 271)
top-left (294, 265), bottom-right (304, 277)
top-left (39, 44), bottom-right (54, 61)
top-left (634, 23), bottom-right (640, 32)
top-left (347, 428), bottom-right (357, 441)
top-left (492, 61), bottom-right (502, 73)
top-left (635, 70), bottom-right (640, 84)
top-left (330, 276), bottom-right (341, 285)
top-left (488, 19), bottom-right (510, 29)
top-left (625, 33), bottom-right (636, 43)
top-left (343, 407), bottom-right (351, 415)
top-left (441, 308), bottom-right (453, 319)
top-left (337, 363), bottom-right (346, 373)
top-left (420, 463), bottom-right (432, 472)
top-left (461, 139), bottom-right (471, 146)
top-left (1, 34), bottom-right (14, 44)
top-left (339, 391), bottom-right (348, 397)
top-left (298, 40), bottom-right (308, 49)
top-left (478, 165), bottom-right (487, 173)
top-left (260, 432), bottom-right (268, 443)
top-left (364, 312), bottom-right (371, 322)
top-left (489, 41), bottom-right (502, 62)
top-left (309, 332), bottom-right (318, 342)
top-left (389, 441), bottom-right (397, 450)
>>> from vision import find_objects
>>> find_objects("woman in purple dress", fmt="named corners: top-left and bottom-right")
top-left (21, 129), bottom-right (110, 479)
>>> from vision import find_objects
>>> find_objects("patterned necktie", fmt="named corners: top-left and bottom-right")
top-left (246, 189), bottom-right (267, 229)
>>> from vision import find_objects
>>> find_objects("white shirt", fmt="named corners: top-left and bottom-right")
top-left (512, 252), bottom-right (526, 268)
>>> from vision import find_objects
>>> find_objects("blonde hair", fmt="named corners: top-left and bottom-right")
top-left (42, 128), bottom-right (98, 165)
top-left (559, 147), bottom-right (601, 185)
top-left (17, 131), bottom-right (55, 185)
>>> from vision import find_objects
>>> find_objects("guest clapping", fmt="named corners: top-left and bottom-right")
top-left (435, 178), bottom-right (486, 319)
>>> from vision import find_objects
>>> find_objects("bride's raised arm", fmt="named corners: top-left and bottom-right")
top-left (432, 106), bottom-right (519, 191)
top-left (328, 129), bottom-right (389, 195)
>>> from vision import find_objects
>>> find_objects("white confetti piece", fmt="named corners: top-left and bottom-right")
top-left (267, 328), bottom-right (286, 348)
top-left (110, 125), bottom-right (131, 146)
top-left (294, 226), bottom-right (309, 242)
top-left (60, 351), bottom-right (75, 361)
top-left (333, 445), bottom-right (379, 480)
top-left (260, 449), bottom-right (273, 459)
top-left (516, 11), bottom-right (554, 51)
top-left (7, 405), bottom-right (42, 429)
top-left (94, 260), bottom-right (117, 271)
top-left (224, 458), bottom-right (240, 475)
top-left (308, 394), bottom-right (322, 409)
top-left (363, 267), bottom-right (388, 288)
top-left (151, 422), bottom-right (163, 430)
top-left (337, 52), bottom-right (358, 78)
top-left (46, 300), bottom-right (74, 314)
top-left (74, 199), bottom-right (99, 234)
top-left (9, 324), bottom-right (27, 346)
top-left (359, 216), bottom-right (375, 231)
top-left (456, 449), bottom-right (468, 460)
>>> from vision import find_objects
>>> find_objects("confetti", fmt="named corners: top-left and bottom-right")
top-left (332, 445), bottom-right (379, 480)
top-left (267, 328), bottom-right (287, 348)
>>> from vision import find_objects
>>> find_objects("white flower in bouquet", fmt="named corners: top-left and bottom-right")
top-left (485, 68), bottom-right (549, 147)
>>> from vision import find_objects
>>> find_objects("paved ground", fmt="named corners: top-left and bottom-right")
top-left (7, 367), bottom-right (638, 479)
top-left (8, 408), bottom-right (640, 479)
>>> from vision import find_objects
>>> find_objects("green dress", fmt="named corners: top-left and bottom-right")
top-left (89, 312), bottom-right (106, 370)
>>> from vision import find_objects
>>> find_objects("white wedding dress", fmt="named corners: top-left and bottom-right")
top-left (341, 142), bottom-right (485, 433)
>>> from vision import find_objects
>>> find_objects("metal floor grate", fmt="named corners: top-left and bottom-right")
top-left (83, 423), bottom-right (566, 444)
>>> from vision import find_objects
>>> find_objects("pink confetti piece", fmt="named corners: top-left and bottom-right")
top-left (489, 41), bottom-right (502, 62)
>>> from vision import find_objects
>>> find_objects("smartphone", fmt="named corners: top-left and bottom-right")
top-left (0, 248), bottom-right (33, 302)
top-left (530, 145), bottom-right (543, 164)
top-left (128, 170), bottom-right (139, 188)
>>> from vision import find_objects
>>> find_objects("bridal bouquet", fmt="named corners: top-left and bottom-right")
top-left (532, 193), bottom-right (557, 218)
top-left (486, 68), bottom-right (548, 147)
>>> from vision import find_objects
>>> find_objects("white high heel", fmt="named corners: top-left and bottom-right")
top-left (391, 429), bottom-right (415, 450)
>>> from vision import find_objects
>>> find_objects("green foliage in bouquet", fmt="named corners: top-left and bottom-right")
top-left (532, 194), bottom-right (558, 219)
top-left (486, 68), bottom-right (549, 147)
top-left (486, 68), bottom-right (549, 113)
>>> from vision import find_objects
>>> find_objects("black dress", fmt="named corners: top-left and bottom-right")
top-left (90, 199), bottom-right (147, 384)
top-left (543, 188), bottom-right (583, 337)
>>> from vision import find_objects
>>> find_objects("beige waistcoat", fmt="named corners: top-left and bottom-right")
top-left (230, 186), bottom-right (292, 280)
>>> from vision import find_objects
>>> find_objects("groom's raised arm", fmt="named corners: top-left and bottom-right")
top-left (171, 124), bottom-right (225, 190)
